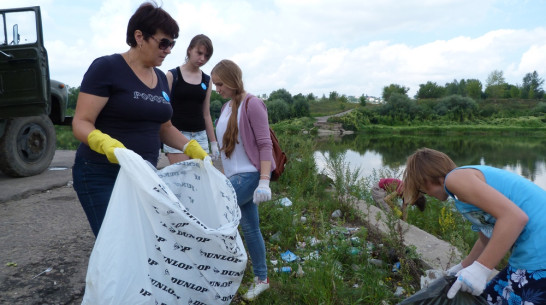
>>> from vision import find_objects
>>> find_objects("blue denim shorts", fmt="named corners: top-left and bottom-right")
top-left (163, 130), bottom-right (209, 153)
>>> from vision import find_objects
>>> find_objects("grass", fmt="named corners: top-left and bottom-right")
top-left (309, 100), bottom-right (360, 117)
top-left (54, 125), bottom-right (473, 304)
top-left (55, 125), bottom-right (80, 150)
top-left (228, 133), bottom-right (428, 304)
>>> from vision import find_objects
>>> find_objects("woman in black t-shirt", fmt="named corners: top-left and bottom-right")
top-left (71, 2), bottom-right (208, 237)
top-left (165, 34), bottom-right (219, 164)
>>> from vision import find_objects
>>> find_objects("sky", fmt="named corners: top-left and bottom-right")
top-left (2, 0), bottom-right (546, 98)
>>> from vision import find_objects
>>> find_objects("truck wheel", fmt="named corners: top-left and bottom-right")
top-left (0, 115), bottom-right (56, 177)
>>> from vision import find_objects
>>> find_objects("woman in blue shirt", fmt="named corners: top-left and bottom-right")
top-left (403, 147), bottom-right (546, 304)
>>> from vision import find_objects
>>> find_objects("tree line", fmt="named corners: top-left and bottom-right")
top-left (386, 70), bottom-right (545, 100)
top-left (66, 69), bottom-right (545, 126)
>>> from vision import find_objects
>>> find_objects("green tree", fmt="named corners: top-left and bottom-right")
top-left (268, 88), bottom-right (293, 105)
top-left (329, 91), bottom-right (339, 101)
top-left (67, 86), bottom-right (80, 109)
top-left (416, 81), bottom-right (445, 99)
top-left (434, 95), bottom-right (477, 122)
top-left (211, 90), bottom-right (229, 104)
top-left (292, 93), bottom-right (310, 118)
top-left (485, 70), bottom-right (506, 99)
top-left (377, 93), bottom-right (419, 122)
top-left (265, 99), bottom-right (291, 123)
top-left (521, 71), bottom-right (545, 99)
top-left (465, 79), bottom-right (482, 100)
top-left (509, 85), bottom-right (520, 99)
top-left (359, 94), bottom-right (367, 107)
top-left (444, 79), bottom-right (460, 96)
top-left (210, 100), bottom-right (223, 122)
top-left (382, 83), bottom-right (409, 101)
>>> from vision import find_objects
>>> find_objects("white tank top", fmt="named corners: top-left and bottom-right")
top-left (216, 101), bottom-right (257, 178)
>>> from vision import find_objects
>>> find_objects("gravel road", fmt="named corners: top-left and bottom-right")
top-left (0, 183), bottom-right (93, 305)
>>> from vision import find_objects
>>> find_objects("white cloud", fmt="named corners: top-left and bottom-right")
top-left (3, 0), bottom-right (545, 98)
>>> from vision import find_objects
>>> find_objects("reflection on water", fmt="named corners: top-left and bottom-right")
top-left (314, 133), bottom-right (546, 190)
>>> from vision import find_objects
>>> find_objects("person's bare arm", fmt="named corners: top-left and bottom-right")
top-left (159, 120), bottom-right (190, 150)
top-left (72, 92), bottom-right (108, 144)
top-left (446, 169), bottom-right (528, 269)
top-left (461, 232), bottom-right (488, 267)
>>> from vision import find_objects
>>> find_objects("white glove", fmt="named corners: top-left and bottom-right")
top-left (210, 141), bottom-right (220, 160)
top-left (446, 262), bottom-right (464, 276)
top-left (447, 261), bottom-right (492, 298)
top-left (253, 179), bottom-right (271, 205)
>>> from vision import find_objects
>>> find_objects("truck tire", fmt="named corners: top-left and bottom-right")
top-left (0, 115), bottom-right (56, 177)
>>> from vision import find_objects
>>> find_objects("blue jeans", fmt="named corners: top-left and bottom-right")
top-left (229, 171), bottom-right (267, 280)
top-left (72, 156), bottom-right (120, 237)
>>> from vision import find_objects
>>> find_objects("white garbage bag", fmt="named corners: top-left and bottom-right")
top-left (82, 149), bottom-right (247, 305)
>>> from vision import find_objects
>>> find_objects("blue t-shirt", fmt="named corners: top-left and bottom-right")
top-left (445, 165), bottom-right (546, 270)
top-left (76, 54), bottom-right (173, 166)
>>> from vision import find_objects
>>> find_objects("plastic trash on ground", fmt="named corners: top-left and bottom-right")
top-left (397, 275), bottom-right (488, 305)
top-left (280, 250), bottom-right (299, 262)
top-left (278, 197), bottom-right (292, 206)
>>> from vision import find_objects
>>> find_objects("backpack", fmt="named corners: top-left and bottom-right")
top-left (244, 97), bottom-right (287, 181)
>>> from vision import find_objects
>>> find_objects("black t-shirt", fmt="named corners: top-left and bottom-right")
top-left (169, 67), bottom-right (209, 132)
top-left (76, 54), bottom-right (173, 166)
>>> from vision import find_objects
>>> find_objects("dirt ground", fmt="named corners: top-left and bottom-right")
top-left (0, 184), bottom-right (93, 305)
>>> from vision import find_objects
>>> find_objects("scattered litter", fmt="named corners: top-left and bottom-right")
top-left (32, 267), bottom-right (53, 279)
top-left (278, 197), bottom-right (292, 207)
top-left (295, 264), bottom-right (305, 277)
top-left (270, 231), bottom-right (281, 242)
top-left (308, 237), bottom-right (321, 246)
top-left (48, 166), bottom-right (68, 171)
top-left (328, 226), bottom-right (359, 237)
top-left (297, 241), bottom-right (306, 249)
top-left (366, 242), bottom-right (374, 253)
top-left (280, 250), bottom-right (299, 262)
top-left (420, 269), bottom-right (445, 289)
top-left (302, 251), bottom-right (320, 261)
top-left (368, 258), bottom-right (384, 266)
top-left (5, 262), bottom-right (17, 267)
top-left (300, 216), bottom-right (307, 223)
top-left (275, 266), bottom-right (291, 273)
top-left (331, 209), bottom-right (342, 218)
top-left (394, 286), bottom-right (405, 297)
top-left (348, 247), bottom-right (360, 255)
top-left (270, 259), bottom-right (278, 266)
top-left (346, 227), bottom-right (359, 234)
top-left (392, 261), bottom-right (401, 273)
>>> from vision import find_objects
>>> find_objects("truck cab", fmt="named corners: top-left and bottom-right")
top-left (0, 6), bottom-right (70, 177)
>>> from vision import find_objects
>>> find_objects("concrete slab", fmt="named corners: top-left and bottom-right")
top-left (352, 199), bottom-right (462, 270)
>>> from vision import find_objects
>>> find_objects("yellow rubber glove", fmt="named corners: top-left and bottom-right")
top-left (87, 129), bottom-right (126, 164)
top-left (183, 139), bottom-right (208, 160)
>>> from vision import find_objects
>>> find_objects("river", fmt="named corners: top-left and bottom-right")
top-left (314, 133), bottom-right (546, 190)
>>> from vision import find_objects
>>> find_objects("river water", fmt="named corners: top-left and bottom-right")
top-left (314, 133), bottom-right (546, 190)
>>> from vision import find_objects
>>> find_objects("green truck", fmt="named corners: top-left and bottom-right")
top-left (0, 6), bottom-right (71, 177)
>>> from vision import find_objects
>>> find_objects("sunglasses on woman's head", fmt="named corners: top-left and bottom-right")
top-left (148, 35), bottom-right (176, 50)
